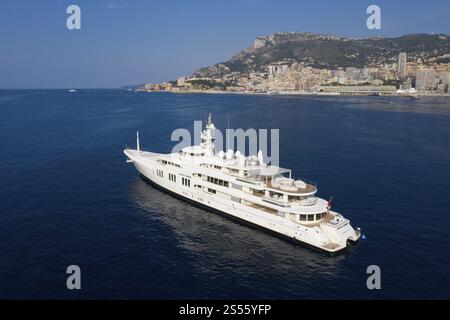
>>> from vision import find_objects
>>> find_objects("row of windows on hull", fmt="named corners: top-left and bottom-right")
top-left (182, 177), bottom-right (191, 187)
top-left (155, 169), bottom-right (189, 186)
top-left (161, 160), bottom-right (181, 168)
top-left (179, 151), bottom-right (205, 157)
top-left (206, 176), bottom-right (229, 187)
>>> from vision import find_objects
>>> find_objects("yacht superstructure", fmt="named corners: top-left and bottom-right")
top-left (124, 115), bottom-right (360, 253)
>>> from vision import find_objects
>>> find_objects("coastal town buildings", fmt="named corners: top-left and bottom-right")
top-left (140, 52), bottom-right (450, 96)
top-left (398, 52), bottom-right (407, 78)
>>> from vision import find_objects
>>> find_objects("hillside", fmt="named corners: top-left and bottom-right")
top-left (194, 32), bottom-right (450, 77)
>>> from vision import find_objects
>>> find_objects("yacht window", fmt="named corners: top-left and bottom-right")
top-left (299, 215), bottom-right (307, 221)
top-left (308, 215), bottom-right (314, 221)
top-left (206, 176), bottom-right (230, 188)
top-left (316, 213), bottom-right (322, 220)
top-left (182, 177), bottom-right (190, 187)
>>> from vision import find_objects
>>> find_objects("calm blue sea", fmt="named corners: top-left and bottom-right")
top-left (1, 90), bottom-right (449, 299)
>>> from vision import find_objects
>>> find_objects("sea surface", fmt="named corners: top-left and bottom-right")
top-left (1, 90), bottom-right (450, 299)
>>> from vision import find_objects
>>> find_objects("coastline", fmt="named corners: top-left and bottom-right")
top-left (136, 89), bottom-right (450, 98)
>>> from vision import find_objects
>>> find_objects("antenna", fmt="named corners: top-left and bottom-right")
top-left (137, 130), bottom-right (140, 152)
top-left (227, 113), bottom-right (230, 151)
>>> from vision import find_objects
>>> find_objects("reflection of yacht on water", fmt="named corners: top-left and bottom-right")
top-left (124, 114), bottom-right (361, 253)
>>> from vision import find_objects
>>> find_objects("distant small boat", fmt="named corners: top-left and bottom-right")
top-left (68, 89), bottom-right (77, 93)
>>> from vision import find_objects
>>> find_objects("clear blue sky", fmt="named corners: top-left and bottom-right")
top-left (1, 0), bottom-right (449, 88)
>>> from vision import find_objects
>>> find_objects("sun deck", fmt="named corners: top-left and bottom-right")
top-left (266, 180), bottom-right (317, 195)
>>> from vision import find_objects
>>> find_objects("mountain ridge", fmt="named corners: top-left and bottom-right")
top-left (194, 32), bottom-right (450, 77)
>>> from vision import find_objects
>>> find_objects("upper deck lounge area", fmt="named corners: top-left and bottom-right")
top-left (266, 180), bottom-right (317, 195)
